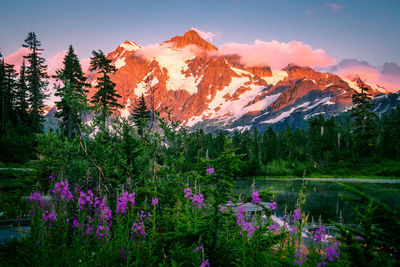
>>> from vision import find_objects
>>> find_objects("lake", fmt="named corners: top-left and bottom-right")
top-left (234, 178), bottom-right (400, 224)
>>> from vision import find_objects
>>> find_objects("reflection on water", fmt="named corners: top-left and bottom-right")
top-left (234, 178), bottom-right (400, 224)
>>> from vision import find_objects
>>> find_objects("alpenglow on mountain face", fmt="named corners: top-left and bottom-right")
top-left (85, 30), bottom-right (392, 132)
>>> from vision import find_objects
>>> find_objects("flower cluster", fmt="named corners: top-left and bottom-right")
top-left (152, 197), bottom-right (158, 206)
top-left (311, 225), bottom-right (326, 243)
top-left (251, 191), bottom-right (262, 205)
top-left (29, 192), bottom-right (44, 207)
top-left (292, 209), bottom-right (302, 222)
top-left (294, 250), bottom-right (307, 266)
top-left (43, 209), bottom-right (57, 226)
top-left (193, 244), bottom-right (203, 253)
top-left (96, 224), bottom-right (110, 241)
top-left (268, 201), bottom-right (277, 210)
top-left (200, 259), bottom-right (210, 267)
top-left (131, 210), bottom-right (151, 240)
top-left (269, 224), bottom-right (279, 231)
top-left (52, 180), bottom-right (74, 201)
top-left (116, 191), bottom-right (135, 214)
top-left (206, 167), bottom-right (214, 174)
top-left (78, 190), bottom-right (93, 210)
top-left (48, 172), bottom-right (57, 181)
top-left (235, 206), bottom-right (258, 237)
top-left (184, 187), bottom-right (204, 209)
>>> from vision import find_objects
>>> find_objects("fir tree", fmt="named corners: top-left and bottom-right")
top-left (15, 59), bottom-right (29, 124)
top-left (350, 77), bottom-right (376, 157)
top-left (23, 32), bottom-right (49, 133)
top-left (132, 94), bottom-right (150, 137)
top-left (261, 126), bottom-right (278, 164)
top-left (0, 62), bottom-right (17, 135)
top-left (89, 50), bottom-right (122, 126)
top-left (54, 45), bottom-right (89, 138)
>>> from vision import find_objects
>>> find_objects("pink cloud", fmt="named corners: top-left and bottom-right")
top-left (218, 40), bottom-right (336, 69)
top-left (334, 65), bottom-right (400, 93)
top-left (326, 3), bottom-right (343, 12)
top-left (80, 58), bottom-right (91, 74)
top-left (47, 50), bottom-right (67, 76)
top-left (190, 28), bottom-right (220, 42)
top-left (4, 47), bottom-right (30, 70)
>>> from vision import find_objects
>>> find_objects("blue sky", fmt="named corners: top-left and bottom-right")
top-left (1, 0), bottom-right (399, 67)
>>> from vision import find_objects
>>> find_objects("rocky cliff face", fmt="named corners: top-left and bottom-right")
top-left (85, 30), bottom-right (392, 132)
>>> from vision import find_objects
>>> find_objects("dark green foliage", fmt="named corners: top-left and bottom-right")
top-left (350, 77), bottom-right (377, 158)
top-left (132, 94), bottom-right (150, 137)
top-left (333, 184), bottom-right (400, 266)
top-left (261, 126), bottom-right (278, 164)
top-left (14, 60), bottom-right (30, 124)
top-left (23, 32), bottom-right (49, 133)
top-left (54, 45), bottom-right (89, 138)
top-left (89, 50), bottom-right (122, 125)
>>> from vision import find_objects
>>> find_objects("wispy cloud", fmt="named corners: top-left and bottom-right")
top-left (326, 3), bottom-right (343, 12)
top-left (190, 28), bottom-right (220, 42)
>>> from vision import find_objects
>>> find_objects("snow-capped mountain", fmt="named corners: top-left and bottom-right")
top-left (85, 30), bottom-right (393, 132)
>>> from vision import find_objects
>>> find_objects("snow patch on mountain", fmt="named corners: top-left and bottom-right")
top-left (305, 97), bottom-right (332, 110)
top-left (263, 70), bottom-right (288, 85)
top-left (114, 57), bottom-right (126, 69)
top-left (261, 101), bottom-right (310, 124)
top-left (135, 76), bottom-right (159, 97)
top-left (120, 41), bottom-right (142, 52)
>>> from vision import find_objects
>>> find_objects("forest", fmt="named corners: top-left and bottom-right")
top-left (0, 32), bottom-right (399, 266)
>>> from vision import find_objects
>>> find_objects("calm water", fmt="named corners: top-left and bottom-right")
top-left (234, 178), bottom-right (400, 224)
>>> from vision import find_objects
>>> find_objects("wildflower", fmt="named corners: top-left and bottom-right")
top-left (48, 172), bottom-right (56, 181)
top-left (29, 192), bottom-right (44, 207)
top-left (235, 206), bottom-right (257, 237)
top-left (184, 187), bottom-right (192, 198)
top-left (317, 262), bottom-right (327, 267)
top-left (131, 210), bottom-right (151, 240)
top-left (251, 191), bottom-right (262, 205)
top-left (269, 224), bottom-right (278, 231)
top-left (312, 226), bottom-right (326, 243)
top-left (289, 227), bottom-right (298, 235)
top-left (322, 245), bottom-right (340, 262)
top-left (292, 209), bottom-right (302, 222)
top-left (206, 167), bottom-right (214, 174)
top-left (96, 224), bottom-right (110, 241)
top-left (73, 218), bottom-right (78, 228)
top-left (78, 190), bottom-right (93, 210)
top-left (268, 201), bottom-right (277, 210)
top-left (294, 250), bottom-right (307, 266)
top-left (194, 244), bottom-right (203, 253)
top-left (152, 198), bottom-right (159, 206)
top-left (116, 191), bottom-right (135, 214)
top-left (191, 193), bottom-right (204, 209)
top-left (219, 205), bottom-right (226, 212)
top-left (42, 209), bottom-right (57, 226)
top-left (355, 235), bottom-right (363, 240)
top-left (52, 180), bottom-right (74, 201)
top-left (200, 259), bottom-right (210, 267)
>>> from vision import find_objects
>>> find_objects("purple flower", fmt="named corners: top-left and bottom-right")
top-left (184, 187), bottom-right (192, 198)
top-left (200, 259), bottom-right (210, 267)
top-left (251, 191), bottom-right (262, 205)
top-left (29, 192), bottom-right (44, 207)
top-left (116, 191), bottom-right (135, 214)
top-left (289, 227), bottom-right (298, 235)
top-left (294, 250), bottom-right (307, 266)
top-left (355, 235), bottom-right (363, 240)
top-left (96, 224), bottom-right (110, 241)
top-left (235, 206), bottom-right (257, 237)
top-left (269, 224), bottom-right (278, 231)
top-left (48, 172), bottom-right (56, 181)
top-left (206, 167), bottom-right (214, 174)
top-left (292, 209), bottom-right (302, 222)
top-left (42, 209), bottom-right (57, 226)
top-left (78, 190), bottom-right (93, 210)
top-left (152, 198), bottom-right (159, 206)
top-left (73, 218), bottom-right (78, 228)
top-left (131, 210), bottom-right (151, 240)
top-left (194, 244), bottom-right (203, 253)
top-left (52, 180), bottom-right (74, 201)
top-left (322, 245), bottom-right (340, 262)
top-left (219, 205), bottom-right (226, 212)
top-left (191, 193), bottom-right (204, 209)
top-left (312, 226), bottom-right (326, 243)
top-left (268, 201), bottom-right (277, 210)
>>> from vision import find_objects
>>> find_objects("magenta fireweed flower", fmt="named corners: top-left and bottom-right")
top-left (191, 193), bottom-right (204, 208)
top-left (235, 206), bottom-right (257, 237)
top-left (152, 198), bottom-right (159, 206)
top-left (73, 218), bottom-right (78, 228)
top-left (219, 205), bottom-right (226, 212)
top-left (131, 210), bottom-right (151, 240)
top-left (184, 187), bottom-right (192, 198)
top-left (96, 224), bottom-right (110, 241)
top-left (294, 250), bottom-right (307, 266)
top-left (52, 180), bottom-right (74, 201)
top-left (48, 172), bottom-right (56, 181)
top-left (116, 191), bottom-right (135, 214)
top-left (78, 190), bottom-right (93, 209)
top-left (200, 259), bottom-right (210, 267)
top-left (29, 192), bottom-right (44, 207)
top-left (268, 201), bottom-right (277, 210)
top-left (206, 167), bottom-right (214, 174)
top-left (292, 209), bottom-right (302, 222)
top-left (322, 245), bottom-right (340, 262)
top-left (312, 225), bottom-right (326, 243)
top-left (269, 224), bottom-right (278, 231)
top-left (42, 209), bottom-right (57, 226)
top-left (251, 191), bottom-right (261, 205)
top-left (194, 244), bottom-right (203, 253)
top-left (289, 227), bottom-right (298, 235)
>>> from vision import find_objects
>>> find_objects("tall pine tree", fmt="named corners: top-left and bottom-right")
top-left (15, 59), bottom-right (29, 124)
top-left (23, 32), bottom-right (49, 133)
top-left (350, 77), bottom-right (376, 158)
top-left (132, 94), bottom-right (150, 137)
top-left (1, 62), bottom-right (17, 136)
top-left (90, 50), bottom-right (122, 127)
top-left (54, 45), bottom-right (89, 138)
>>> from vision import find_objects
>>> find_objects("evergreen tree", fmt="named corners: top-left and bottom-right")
top-left (261, 126), bottom-right (278, 164)
top-left (89, 50), bottom-right (122, 126)
top-left (307, 115), bottom-right (325, 163)
top-left (350, 77), bottom-right (376, 157)
top-left (15, 59), bottom-right (29, 124)
top-left (0, 62), bottom-right (17, 135)
top-left (54, 45), bottom-right (89, 138)
top-left (132, 94), bottom-right (150, 137)
top-left (23, 32), bottom-right (49, 133)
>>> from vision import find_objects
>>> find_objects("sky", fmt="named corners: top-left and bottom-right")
top-left (1, 0), bottom-right (400, 92)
